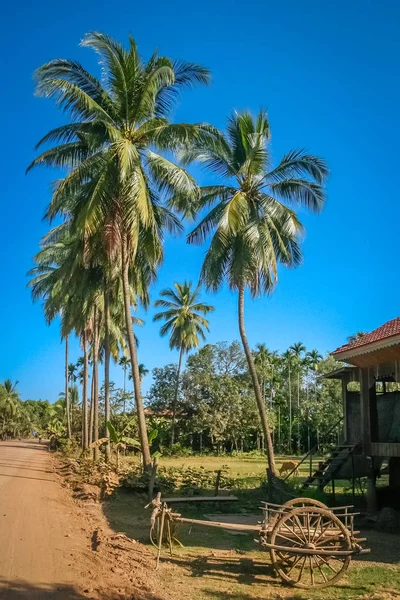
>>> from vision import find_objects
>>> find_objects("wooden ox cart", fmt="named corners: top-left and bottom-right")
top-left (148, 495), bottom-right (370, 589)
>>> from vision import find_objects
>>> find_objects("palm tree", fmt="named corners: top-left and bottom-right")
top-left (347, 332), bottom-right (366, 344)
top-left (289, 342), bottom-right (306, 454)
top-left (183, 110), bottom-right (328, 476)
top-left (254, 343), bottom-right (271, 404)
top-left (305, 349), bottom-right (322, 451)
top-left (28, 32), bottom-right (211, 471)
top-left (281, 349), bottom-right (294, 453)
top-left (139, 364), bottom-right (149, 382)
top-left (0, 381), bottom-right (20, 437)
top-left (119, 355), bottom-right (130, 413)
top-left (154, 281), bottom-right (214, 445)
top-left (68, 363), bottom-right (78, 383)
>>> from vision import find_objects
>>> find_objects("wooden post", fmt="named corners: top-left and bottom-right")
top-left (148, 456), bottom-right (159, 502)
top-left (351, 451), bottom-right (355, 506)
top-left (389, 457), bottom-right (400, 487)
top-left (342, 374), bottom-right (349, 442)
top-left (366, 456), bottom-right (377, 514)
top-left (359, 368), bottom-right (371, 454)
top-left (214, 470), bottom-right (222, 496)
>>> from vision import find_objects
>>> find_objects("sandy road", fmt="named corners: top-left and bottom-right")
top-left (0, 440), bottom-right (89, 599)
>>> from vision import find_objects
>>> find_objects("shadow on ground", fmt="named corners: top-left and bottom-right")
top-left (0, 580), bottom-right (87, 599)
top-left (0, 579), bottom-right (164, 599)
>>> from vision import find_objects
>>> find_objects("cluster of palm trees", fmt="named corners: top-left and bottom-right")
top-left (254, 344), bottom-right (323, 453)
top-left (0, 381), bottom-right (32, 439)
top-left (28, 32), bottom-right (328, 477)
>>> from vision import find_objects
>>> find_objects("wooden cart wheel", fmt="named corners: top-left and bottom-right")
top-left (282, 497), bottom-right (328, 510)
top-left (270, 506), bottom-right (351, 589)
top-left (267, 497), bottom-right (328, 531)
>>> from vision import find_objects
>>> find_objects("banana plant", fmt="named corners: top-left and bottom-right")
top-left (91, 420), bottom-right (158, 470)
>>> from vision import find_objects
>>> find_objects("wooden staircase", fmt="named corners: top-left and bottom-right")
top-left (302, 441), bottom-right (359, 490)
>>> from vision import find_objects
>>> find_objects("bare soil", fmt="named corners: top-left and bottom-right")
top-left (0, 440), bottom-right (168, 599)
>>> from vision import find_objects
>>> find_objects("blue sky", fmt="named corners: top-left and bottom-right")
top-left (1, 0), bottom-right (399, 401)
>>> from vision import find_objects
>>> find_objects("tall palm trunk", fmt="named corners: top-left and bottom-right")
top-left (238, 285), bottom-right (276, 477)
top-left (89, 371), bottom-right (94, 446)
top-left (297, 369), bottom-right (301, 454)
top-left (123, 367), bottom-right (127, 414)
top-left (121, 238), bottom-right (151, 471)
top-left (82, 329), bottom-right (89, 450)
top-left (93, 306), bottom-right (99, 461)
top-left (104, 288), bottom-right (111, 463)
top-left (288, 364), bottom-right (292, 453)
top-left (171, 346), bottom-right (184, 447)
top-left (65, 337), bottom-right (71, 438)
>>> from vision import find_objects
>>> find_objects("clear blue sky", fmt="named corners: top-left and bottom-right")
top-left (1, 0), bottom-right (399, 401)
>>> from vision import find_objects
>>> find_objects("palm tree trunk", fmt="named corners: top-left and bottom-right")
top-left (288, 364), bottom-right (292, 453)
top-left (171, 346), bottom-right (184, 447)
top-left (89, 373), bottom-right (94, 447)
top-left (297, 370), bottom-right (301, 454)
top-left (121, 238), bottom-right (151, 471)
top-left (82, 329), bottom-right (89, 450)
top-left (238, 285), bottom-right (276, 477)
top-left (104, 288), bottom-right (111, 463)
top-left (65, 337), bottom-right (71, 439)
top-left (123, 368), bottom-right (126, 414)
top-left (93, 307), bottom-right (99, 461)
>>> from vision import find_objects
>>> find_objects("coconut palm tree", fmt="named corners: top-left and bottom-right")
top-left (254, 343), bottom-right (271, 404)
top-left (154, 281), bottom-right (214, 444)
top-left (119, 356), bottom-right (130, 397)
top-left (289, 342), bottom-right (306, 453)
top-left (0, 381), bottom-right (20, 437)
top-left (305, 349), bottom-right (323, 451)
top-left (27, 32), bottom-right (211, 471)
top-left (183, 110), bottom-right (328, 475)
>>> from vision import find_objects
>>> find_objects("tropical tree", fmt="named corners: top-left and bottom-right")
top-left (154, 281), bottom-right (214, 444)
top-left (183, 110), bottom-right (328, 476)
top-left (119, 355), bottom-right (130, 409)
top-left (289, 342), bottom-right (306, 453)
top-left (28, 32), bottom-right (211, 471)
top-left (347, 332), bottom-right (366, 344)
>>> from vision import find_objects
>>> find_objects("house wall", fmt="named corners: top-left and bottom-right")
top-left (346, 388), bottom-right (400, 454)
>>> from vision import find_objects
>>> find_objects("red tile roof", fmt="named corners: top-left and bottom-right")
top-left (332, 317), bottom-right (400, 356)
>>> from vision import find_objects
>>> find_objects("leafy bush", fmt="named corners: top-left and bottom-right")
top-left (121, 464), bottom-right (234, 495)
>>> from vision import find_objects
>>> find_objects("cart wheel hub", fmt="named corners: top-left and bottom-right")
top-left (305, 542), bottom-right (316, 550)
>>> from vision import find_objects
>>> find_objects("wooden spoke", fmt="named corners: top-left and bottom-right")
top-left (309, 556), bottom-right (315, 585)
top-left (313, 555), bottom-right (328, 582)
top-left (297, 556), bottom-right (307, 582)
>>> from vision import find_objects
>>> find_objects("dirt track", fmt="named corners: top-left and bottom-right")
top-left (0, 440), bottom-right (170, 600)
top-left (0, 440), bottom-right (92, 598)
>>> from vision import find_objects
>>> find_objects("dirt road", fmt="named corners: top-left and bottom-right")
top-left (0, 440), bottom-right (93, 598)
top-left (0, 440), bottom-right (168, 600)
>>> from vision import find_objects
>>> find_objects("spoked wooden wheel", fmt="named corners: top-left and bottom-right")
top-left (282, 497), bottom-right (328, 510)
top-left (268, 497), bottom-right (328, 531)
top-left (270, 507), bottom-right (351, 589)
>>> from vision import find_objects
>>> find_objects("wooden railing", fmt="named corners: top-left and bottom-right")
top-left (282, 416), bottom-right (344, 482)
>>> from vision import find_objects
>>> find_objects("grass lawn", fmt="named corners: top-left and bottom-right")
top-left (102, 454), bottom-right (400, 600)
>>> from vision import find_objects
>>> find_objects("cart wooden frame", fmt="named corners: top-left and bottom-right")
top-left (148, 495), bottom-right (369, 589)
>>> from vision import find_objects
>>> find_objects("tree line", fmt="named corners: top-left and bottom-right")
top-left (26, 32), bottom-right (328, 477)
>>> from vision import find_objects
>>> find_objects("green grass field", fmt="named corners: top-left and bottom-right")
top-left (104, 454), bottom-right (400, 599)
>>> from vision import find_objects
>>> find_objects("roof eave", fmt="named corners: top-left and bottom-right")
top-left (332, 333), bottom-right (400, 363)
